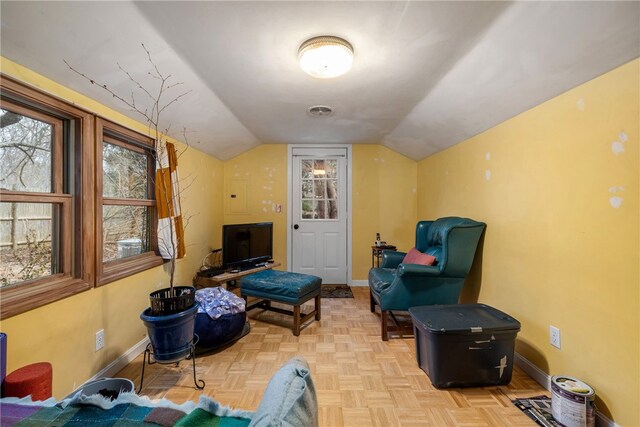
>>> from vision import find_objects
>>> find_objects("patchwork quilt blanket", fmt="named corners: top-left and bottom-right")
top-left (0, 392), bottom-right (254, 426)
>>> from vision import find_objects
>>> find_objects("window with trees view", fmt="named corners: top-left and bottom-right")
top-left (0, 76), bottom-right (162, 318)
top-left (0, 104), bottom-right (61, 286)
top-left (96, 118), bottom-right (161, 286)
top-left (0, 76), bottom-right (94, 319)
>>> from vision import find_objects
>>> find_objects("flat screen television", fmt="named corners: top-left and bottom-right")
top-left (222, 222), bottom-right (273, 270)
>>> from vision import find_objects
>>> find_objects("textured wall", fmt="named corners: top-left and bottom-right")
top-left (417, 59), bottom-right (639, 426)
top-left (222, 145), bottom-right (288, 269)
top-left (352, 145), bottom-right (417, 280)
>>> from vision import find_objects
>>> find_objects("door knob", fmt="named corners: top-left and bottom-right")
top-left (293, 224), bottom-right (299, 230)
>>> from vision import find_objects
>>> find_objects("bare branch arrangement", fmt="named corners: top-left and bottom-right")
top-left (66, 43), bottom-right (195, 293)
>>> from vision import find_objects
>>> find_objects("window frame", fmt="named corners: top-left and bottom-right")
top-left (0, 76), bottom-right (169, 318)
top-left (0, 75), bottom-right (94, 319)
top-left (95, 118), bottom-right (163, 286)
top-left (1, 100), bottom-right (68, 277)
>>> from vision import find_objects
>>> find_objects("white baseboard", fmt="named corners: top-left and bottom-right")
top-left (90, 336), bottom-right (149, 381)
top-left (514, 352), bottom-right (617, 427)
top-left (349, 279), bottom-right (368, 287)
top-left (514, 351), bottom-right (551, 390)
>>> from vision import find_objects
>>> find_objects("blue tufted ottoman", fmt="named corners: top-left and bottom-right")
top-left (240, 270), bottom-right (322, 336)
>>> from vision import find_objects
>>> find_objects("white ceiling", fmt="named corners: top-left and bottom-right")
top-left (1, 1), bottom-right (638, 161)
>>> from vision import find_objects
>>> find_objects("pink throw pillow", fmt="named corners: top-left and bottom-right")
top-left (402, 247), bottom-right (436, 266)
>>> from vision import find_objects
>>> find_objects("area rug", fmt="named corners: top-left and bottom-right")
top-left (321, 285), bottom-right (354, 298)
top-left (0, 393), bottom-right (254, 427)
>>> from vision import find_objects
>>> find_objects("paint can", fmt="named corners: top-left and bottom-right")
top-left (551, 375), bottom-right (595, 427)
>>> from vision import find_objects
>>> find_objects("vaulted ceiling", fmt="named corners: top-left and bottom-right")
top-left (1, 1), bottom-right (638, 161)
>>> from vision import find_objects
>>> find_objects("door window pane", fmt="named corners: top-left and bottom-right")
top-left (302, 180), bottom-right (314, 198)
top-left (327, 179), bottom-right (338, 199)
top-left (314, 180), bottom-right (325, 199)
top-left (313, 160), bottom-right (325, 177)
top-left (299, 157), bottom-right (339, 221)
top-left (325, 160), bottom-right (337, 178)
top-left (103, 205), bottom-right (149, 262)
top-left (0, 202), bottom-right (57, 286)
top-left (302, 200), bottom-right (326, 219)
top-left (301, 160), bottom-right (313, 179)
top-left (0, 109), bottom-right (52, 193)
top-left (328, 200), bottom-right (338, 219)
top-left (103, 142), bottom-right (148, 199)
top-left (301, 200), bottom-right (314, 219)
top-left (314, 201), bottom-right (326, 219)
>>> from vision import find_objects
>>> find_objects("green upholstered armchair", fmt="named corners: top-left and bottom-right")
top-left (368, 217), bottom-right (486, 340)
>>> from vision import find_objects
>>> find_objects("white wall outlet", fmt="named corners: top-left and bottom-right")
top-left (95, 329), bottom-right (105, 351)
top-left (550, 325), bottom-right (561, 349)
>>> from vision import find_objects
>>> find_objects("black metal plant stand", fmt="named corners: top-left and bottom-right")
top-left (137, 339), bottom-right (205, 393)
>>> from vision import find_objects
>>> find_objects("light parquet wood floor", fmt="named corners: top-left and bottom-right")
top-left (116, 287), bottom-right (546, 426)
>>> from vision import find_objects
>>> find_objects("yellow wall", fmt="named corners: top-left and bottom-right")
top-left (417, 60), bottom-right (639, 426)
top-left (223, 145), bottom-right (288, 269)
top-left (222, 144), bottom-right (417, 280)
top-left (3, 54), bottom-right (638, 424)
top-left (352, 145), bottom-right (417, 280)
top-left (0, 57), bottom-right (225, 398)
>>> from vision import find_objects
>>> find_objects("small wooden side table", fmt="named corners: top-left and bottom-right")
top-left (371, 245), bottom-right (397, 268)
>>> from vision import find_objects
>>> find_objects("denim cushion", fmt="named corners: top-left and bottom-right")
top-left (248, 357), bottom-right (317, 427)
top-left (241, 270), bottom-right (321, 305)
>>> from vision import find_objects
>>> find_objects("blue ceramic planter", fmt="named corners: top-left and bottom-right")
top-left (140, 303), bottom-right (198, 363)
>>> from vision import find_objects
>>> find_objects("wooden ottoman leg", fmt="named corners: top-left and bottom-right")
top-left (293, 304), bottom-right (301, 336)
top-left (315, 294), bottom-right (321, 320)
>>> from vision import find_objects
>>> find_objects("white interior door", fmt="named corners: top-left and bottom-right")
top-left (290, 147), bottom-right (348, 284)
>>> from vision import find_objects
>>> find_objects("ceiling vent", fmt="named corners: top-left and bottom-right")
top-left (307, 105), bottom-right (334, 117)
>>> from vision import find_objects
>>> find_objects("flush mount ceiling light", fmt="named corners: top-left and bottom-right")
top-left (298, 36), bottom-right (353, 79)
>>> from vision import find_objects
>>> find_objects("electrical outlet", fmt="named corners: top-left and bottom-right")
top-left (550, 325), bottom-right (561, 349)
top-left (95, 329), bottom-right (105, 351)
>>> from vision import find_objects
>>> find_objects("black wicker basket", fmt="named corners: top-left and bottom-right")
top-left (149, 286), bottom-right (196, 316)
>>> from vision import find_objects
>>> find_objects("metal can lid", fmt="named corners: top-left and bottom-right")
top-left (551, 375), bottom-right (595, 396)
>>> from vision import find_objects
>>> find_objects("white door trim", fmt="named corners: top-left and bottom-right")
top-left (287, 144), bottom-right (352, 285)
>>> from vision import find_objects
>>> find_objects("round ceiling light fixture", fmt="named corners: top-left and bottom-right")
top-left (298, 36), bottom-right (353, 79)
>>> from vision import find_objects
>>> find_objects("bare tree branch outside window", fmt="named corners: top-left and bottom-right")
top-left (0, 110), bottom-right (55, 286)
